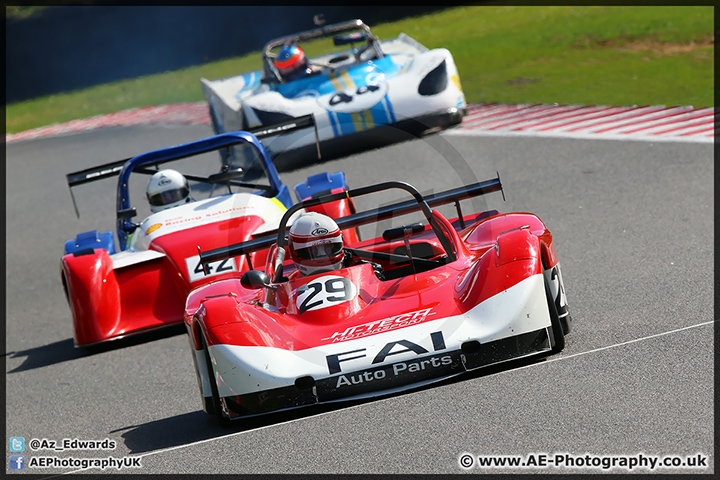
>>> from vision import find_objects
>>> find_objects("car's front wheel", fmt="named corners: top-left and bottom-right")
top-left (544, 276), bottom-right (566, 353)
top-left (199, 331), bottom-right (232, 427)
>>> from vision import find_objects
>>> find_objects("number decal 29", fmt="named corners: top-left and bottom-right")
top-left (296, 275), bottom-right (358, 314)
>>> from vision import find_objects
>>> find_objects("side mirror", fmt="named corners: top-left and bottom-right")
top-left (382, 223), bottom-right (424, 241)
top-left (333, 32), bottom-right (367, 46)
top-left (208, 167), bottom-right (244, 185)
top-left (383, 223), bottom-right (424, 276)
top-left (117, 207), bottom-right (137, 220)
top-left (241, 270), bottom-right (276, 290)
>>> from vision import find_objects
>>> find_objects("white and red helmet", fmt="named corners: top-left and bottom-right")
top-left (146, 169), bottom-right (193, 213)
top-left (288, 212), bottom-right (344, 276)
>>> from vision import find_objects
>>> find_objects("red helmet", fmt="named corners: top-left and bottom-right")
top-left (288, 212), bottom-right (344, 276)
top-left (274, 45), bottom-right (308, 81)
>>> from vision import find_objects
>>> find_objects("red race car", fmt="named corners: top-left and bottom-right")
top-left (60, 116), bottom-right (359, 348)
top-left (186, 177), bottom-right (571, 425)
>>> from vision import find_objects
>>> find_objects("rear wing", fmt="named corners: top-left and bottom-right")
top-left (65, 114), bottom-right (320, 217)
top-left (199, 175), bottom-right (504, 267)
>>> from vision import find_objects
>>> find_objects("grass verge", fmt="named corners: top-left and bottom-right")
top-left (6, 5), bottom-right (713, 134)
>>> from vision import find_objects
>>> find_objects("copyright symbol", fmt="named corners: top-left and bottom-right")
top-left (459, 453), bottom-right (475, 469)
top-left (30, 439), bottom-right (41, 450)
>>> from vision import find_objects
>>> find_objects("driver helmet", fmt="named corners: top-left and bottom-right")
top-left (146, 169), bottom-right (193, 213)
top-left (288, 212), bottom-right (344, 276)
top-left (274, 45), bottom-right (308, 81)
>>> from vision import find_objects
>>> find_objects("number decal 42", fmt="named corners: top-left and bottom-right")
top-left (185, 255), bottom-right (237, 282)
top-left (296, 275), bottom-right (358, 314)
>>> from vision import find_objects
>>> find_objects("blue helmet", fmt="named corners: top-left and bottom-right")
top-left (274, 45), bottom-right (308, 80)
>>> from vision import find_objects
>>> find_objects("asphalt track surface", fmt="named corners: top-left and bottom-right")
top-left (5, 123), bottom-right (714, 475)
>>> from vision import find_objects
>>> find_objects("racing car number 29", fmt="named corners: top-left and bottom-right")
top-left (295, 275), bottom-right (358, 314)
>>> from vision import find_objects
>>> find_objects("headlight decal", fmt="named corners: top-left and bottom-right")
top-left (418, 59), bottom-right (448, 96)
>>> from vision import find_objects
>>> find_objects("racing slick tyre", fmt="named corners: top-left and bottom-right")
top-left (544, 276), bottom-right (566, 354)
top-left (61, 272), bottom-right (71, 306)
top-left (200, 331), bottom-right (232, 428)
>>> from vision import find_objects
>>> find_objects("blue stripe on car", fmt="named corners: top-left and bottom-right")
top-left (370, 99), bottom-right (390, 126)
top-left (335, 113), bottom-right (357, 136)
top-left (327, 110), bottom-right (340, 137)
top-left (383, 95), bottom-right (396, 124)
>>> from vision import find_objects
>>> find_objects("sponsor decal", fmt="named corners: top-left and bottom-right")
top-left (326, 330), bottom-right (447, 374)
top-left (322, 308), bottom-right (435, 342)
top-left (295, 275), bottom-right (358, 314)
top-left (317, 331), bottom-right (465, 401)
top-left (157, 174), bottom-right (172, 186)
top-left (311, 227), bottom-right (329, 236)
top-left (163, 215), bottom-right (203, 226)
top-left (145, 223), bottom-right (162, 235)
top-left (314, 330), bottom-right (466, 396)
top-left (203, 206), bottom-right (254, 217)
top-left (85, 166), bottom-right (123, 180)
top-left (156, 205), bottom-right (258, 229)
top-left (451, 74), bottom-right (463, 92)
top-left (333, 353), bottom-right (455, 389)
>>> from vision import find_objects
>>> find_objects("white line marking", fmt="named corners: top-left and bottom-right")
top-left (544, 320), bottom-right (715, 364)
top-left (55, 320), bottom-right (714, 476)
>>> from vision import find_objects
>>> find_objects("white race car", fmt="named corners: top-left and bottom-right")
top-left (201, 17), bottom-right (467, 168)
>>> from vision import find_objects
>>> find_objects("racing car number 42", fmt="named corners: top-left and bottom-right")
top-left (186, 255), bottom-right (237, 282)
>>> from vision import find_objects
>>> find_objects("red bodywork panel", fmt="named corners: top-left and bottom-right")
top-left (186, 210), bottom-right (554, 352)
top-left (62, 214), bottom-right (267, 346)
top-left (62, 250), bottom-right (187, 346)
top-left (63, 193), bottom-right (359, 347)
top-left (304, 188), bottom-right (361, 244)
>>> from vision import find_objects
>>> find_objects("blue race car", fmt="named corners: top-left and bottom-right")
top-left (201, 17), bottom-right (467, 168)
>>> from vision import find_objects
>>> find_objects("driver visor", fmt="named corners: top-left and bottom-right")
top-left (148, 186), bottom-right (190, 206)
top-left (294, 240), bottom-right (342, 260)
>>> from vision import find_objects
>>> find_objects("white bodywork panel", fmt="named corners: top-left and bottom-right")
top-left (206, 273), bottom-right (550, 398)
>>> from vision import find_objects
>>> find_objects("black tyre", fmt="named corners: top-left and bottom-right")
top-left (199, 331), bottom-right (232, 427)
top-left (544, 277), bottom-right (565, 353)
